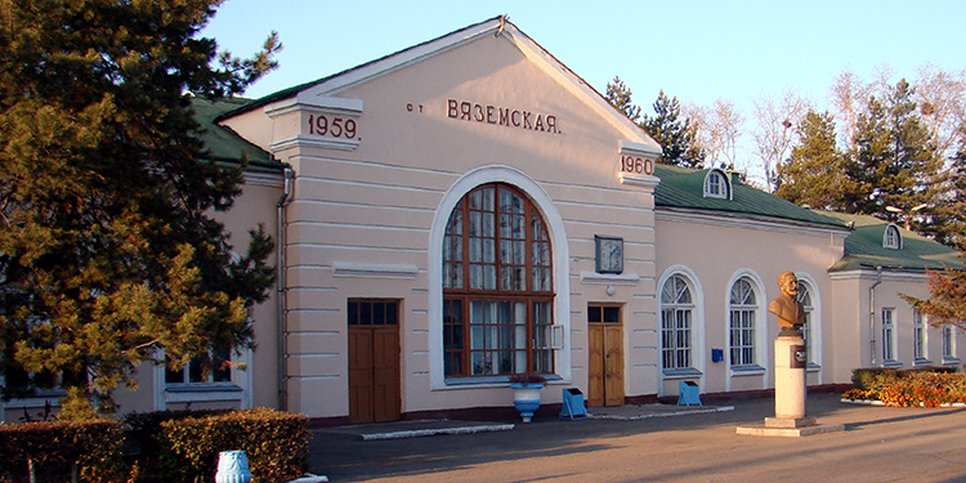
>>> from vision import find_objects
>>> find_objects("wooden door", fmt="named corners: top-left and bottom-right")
top-left (348, 300), bottom-right (401, 424)
top-left (603, 325), bottom-right (624, 406)
top-left (587, 304), bottom-right (624, 407)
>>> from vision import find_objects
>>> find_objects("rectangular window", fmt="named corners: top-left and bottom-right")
top-left (913, 310), bottom-right (926, 362)
top-left (881, 308), bottom-right (896, 362)
top-left (347, 299), bottom-right (399, 326)
top-left (942, 325), bottom-right (957, 360)
top-left (662, 308), bottom-right (692, 370)
top-left (730, 309), bottom-right (755, 366)
top-left (165, 346), bottom-right (232, 384)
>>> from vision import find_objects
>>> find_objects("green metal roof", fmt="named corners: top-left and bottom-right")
top-left (653, 164), bottom-right (846, 228)
top-left (191, 96), bottom-right (282, 173)
top-left (819, 212), bottom-right (963, 272)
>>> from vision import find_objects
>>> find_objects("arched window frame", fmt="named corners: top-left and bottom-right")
top-left (725, 270), bottom-right (767, 388)
top-left (883, 224), bottom-right (902, 250)
top-left (441, 183), bottom-right (554, 378)
top-left (794, 273), bottom-right (823, 378)
top-left (429, 165), bottom-right (571, 388)
top-left (703, 169), bottom-right (732, 200)
top-left (657, 266), bottom-right (706, 385)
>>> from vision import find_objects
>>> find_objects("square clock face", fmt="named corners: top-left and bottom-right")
top-left (595, 235), bottom-right (623, 274)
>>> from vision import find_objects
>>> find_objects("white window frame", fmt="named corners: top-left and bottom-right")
top-left (153, 347), bottom-right (252, 410)
top-left (912, 309), bottom-right (929, 364)
top-left (881, 308), bottom-right (899, 366)
top-left (703, 169), bottom-right (732, 200)
top-left (429, 165), bottom-right (572, 389)
top-left (942, 325), bottom-right (960, 365)
top-left (883, 224), bottom-right (902, 250)
top-left (726, 271), bottom-right (767, 383)
top-left (657, 266), bottom-right (706, 394)
top-left (660, 274), bottom-right (694, 372)
top-left (794, 273), bottom-right (823, 378)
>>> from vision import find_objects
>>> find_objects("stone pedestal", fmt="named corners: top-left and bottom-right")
top-left (770, 333), bottom-right (808, 424)
top-left (736, 332), bottom-right (844, 437)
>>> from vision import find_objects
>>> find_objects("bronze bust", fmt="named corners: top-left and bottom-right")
top-left (768, 271), bottom-right (805, 335)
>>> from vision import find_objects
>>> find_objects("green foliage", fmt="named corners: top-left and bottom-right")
top-left (0, 1), bottom-right (279, 409)
top-left (157, 407), bottom-right (310, 483)
top-left (0, 419), bottom-right (127, 482)
top-left (777, 110), bottom-right (856, 209)
top-left (604, 79), bottom-right (705, 169)
top-left (605, 76), bottom-right (641, 122)
top-left (641, 90), bottom-right (706, 168)
top-left (930, 127), bottom-right (966, 251)
top-left (846, 79), bottom-right (944, 229)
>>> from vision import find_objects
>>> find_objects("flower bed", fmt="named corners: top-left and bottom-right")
top-left (841, 367), bottom-right (966, 407)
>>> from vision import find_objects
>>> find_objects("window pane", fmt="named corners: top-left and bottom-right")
top-left (347, 301), bottom-right (359, 326)
top-left (603, 306), bottom-right (620, 323)
top-left (213, 347), bottom-right (231, 382)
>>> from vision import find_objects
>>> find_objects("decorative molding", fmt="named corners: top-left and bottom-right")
top-left (332, 261), bottom-right (419, 279)
top-left (269, 134), bottom-right (360, 153)
top-left (620, 139), bottom-right (662, 157)
top-left (828, 270), bottom-right (929, 282)
top-left (579, 271), bottom-right (640, 285)
top-left (265, 96), bottom-right (364, 117)
top-left (619, 172), bottom-right (660, 188)
top-left (242, 170), bottom-right (284, 187)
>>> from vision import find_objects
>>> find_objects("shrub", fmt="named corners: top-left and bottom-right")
top-left (157, 407), bottom-right (309, 482)
top-left (847, 367), bottom-right (966, 407)
top-left (0, 419), bottom-right (126, 482)
top-left (124, 408), bottom-right (230, 480)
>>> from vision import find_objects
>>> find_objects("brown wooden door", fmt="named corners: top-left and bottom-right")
top-left (587, 304), bottom-right (624, 407)
top-left (348, 300), bottom-right (401, 424)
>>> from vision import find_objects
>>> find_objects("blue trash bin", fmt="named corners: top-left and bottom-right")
top-left (560, 388), bottom-right (588, 420)
top-left (677, 380), bottom-right (702, 406)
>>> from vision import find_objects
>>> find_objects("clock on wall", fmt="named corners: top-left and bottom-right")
top-left (595, 235), bottom-right (624, 274)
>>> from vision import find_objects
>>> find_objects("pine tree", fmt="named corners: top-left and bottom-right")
top-left (930, 126), bottom-right (966, 250)
top-left (640, 91), bottom-right (706, 168)
top-left (0, 0), bottom-right (280, 413)
top-left (776, 110), bottom-right (855, 210)
top-left (605, 76), bottom-right (641, 123)
top-left (847, 79), bottom-right (944, 232)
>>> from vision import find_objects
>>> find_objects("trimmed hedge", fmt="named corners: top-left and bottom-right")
top-left (157, 407), bottom-right (310, 483)
top-left (0, 419), bottom-right (126, 483)
top-left (844, 367), bottom-right (966, 407)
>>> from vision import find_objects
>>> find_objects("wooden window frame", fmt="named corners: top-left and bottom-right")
top-left (443, 183), bottom-right (554, 378)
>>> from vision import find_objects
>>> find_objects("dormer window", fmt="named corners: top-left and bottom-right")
top-left (883, 224), bottom-right (901, 250)
top-left (703, 169), bottom-right (731, 200)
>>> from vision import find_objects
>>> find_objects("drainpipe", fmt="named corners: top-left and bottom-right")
top-left (868, 266), bottom-right (883, 368)
top-left (276, 165), bottom-right (295, 410)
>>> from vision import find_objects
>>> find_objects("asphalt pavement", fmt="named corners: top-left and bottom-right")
top-left (308, 393), bottom-right (966, 482)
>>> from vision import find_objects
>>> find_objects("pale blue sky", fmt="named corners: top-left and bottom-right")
top-left (203, 0), bottom-right (965, 175)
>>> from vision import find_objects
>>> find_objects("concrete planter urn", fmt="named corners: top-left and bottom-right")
top-left (509, 373), bottom-right (547, 423)
top-left (215, 450), bottom-right (252, 483)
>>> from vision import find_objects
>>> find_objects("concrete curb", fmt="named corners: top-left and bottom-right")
top-left (360, 423), bottom-right (516, 441)
top-left (588, 405), bottom-right (735, 421)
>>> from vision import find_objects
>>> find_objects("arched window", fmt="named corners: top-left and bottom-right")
top-left (442, 183), bottom-right (554, 377)
top-left (796, 281), bottom-right (814, 362)
top-left (703, 169), bottom-right (731, 199)
top-left (661, 275), bottom-right (694, 371)
top-left (729, 277), bottom-right (758, 366)
top-left (883, 224), bottom-right (901, 249)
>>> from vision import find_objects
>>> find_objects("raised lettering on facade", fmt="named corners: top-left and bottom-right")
top-left (619, 154), bottom-right (654, 176)
top-left (446, 98), bottom-right (560, 135)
